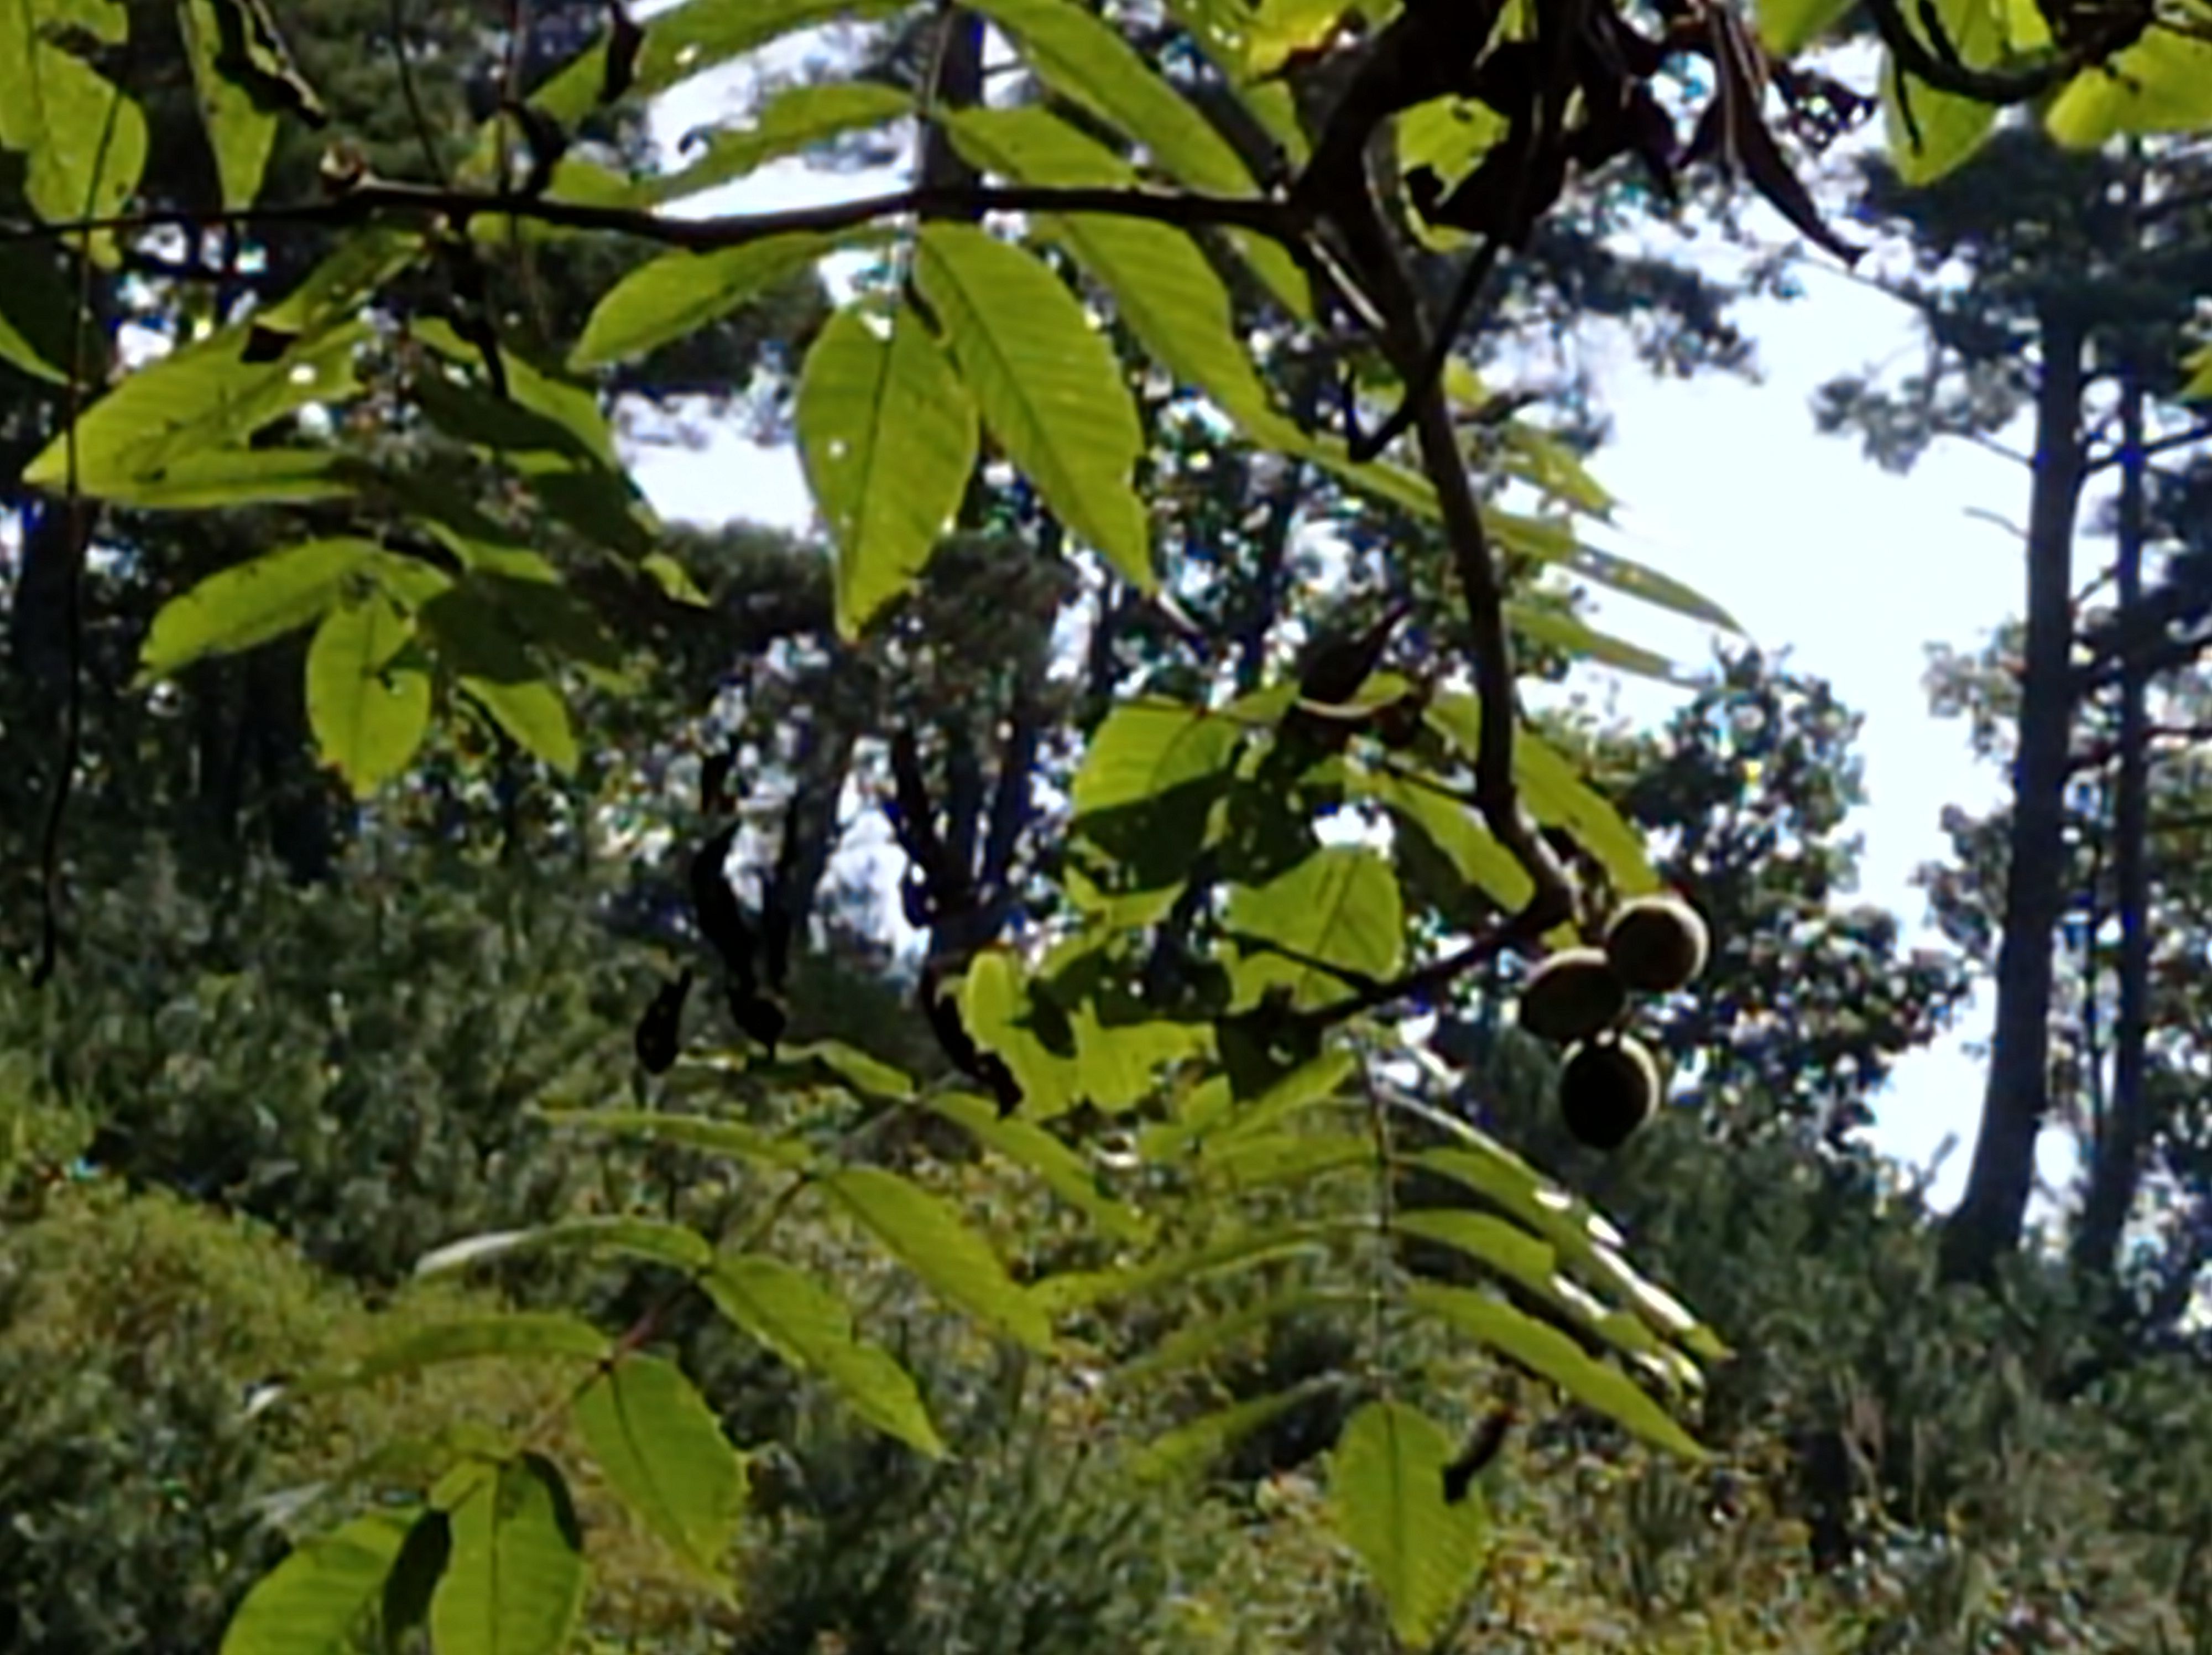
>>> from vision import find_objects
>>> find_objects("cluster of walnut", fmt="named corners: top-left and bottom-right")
top-left (1515, 894), bottom-right (1709, 1150)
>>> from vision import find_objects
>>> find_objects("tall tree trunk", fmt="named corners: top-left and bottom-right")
top-left (2073, 348), bottom-right (2152, 1280)
top-left (7, 500), bottom-right (88, 718)
top-left (1940, 309), bottom-right (2089, 1286)
top-left (917, 13), bottom-right (983, 201)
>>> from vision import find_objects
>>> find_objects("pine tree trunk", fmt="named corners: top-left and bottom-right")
top-left (2073, 351), bottom-right (2152, 1281)
top-left (1940, 308), bottom-right (2088, 1286)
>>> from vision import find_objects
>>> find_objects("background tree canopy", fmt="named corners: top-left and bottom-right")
top-left (2, 0), bottom-right (2211, 1649)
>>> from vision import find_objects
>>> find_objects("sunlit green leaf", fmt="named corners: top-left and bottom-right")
top-left (1392, 1208), bottom-right (1669, 1366)
top-left (704, 1255), bottom-right (946, 1455)
top-left (315, 1314), bottom-right (611, 1389)
top-left (305, 591), bottom-right (431, 797)
top-left (923, 1091), bottom-right (1153, 1241)
top-left (0, 0), bottom-right (149, 263)
top-left (531, 0), bottom-right (904, 122)
top-left (963, 0), bottom-right (1306, 311)
top-left (965, 0), bottom-right (1245, 190)
top-left (26, 323), bottom-right (366, 497)
top-left (1559, 541), bottom-right (1740, 632)
top-left (1202, 1129), bottom-right (1372, 1188)
top-left (576, 1356), bottom-right (744, 1581)
top-left (431, 1454), bottom-right (588, 1655)
top-left (948, 106), bottom-right (1283, 438)
top-left (1507, 603), bottom-right (1680, 681)
top-left (1241, 0), bottom-right (1354, 73)
top-left (1329, 1401), bottom-right (1488, 1649)
top-left (957, 947), bottom-right (1206, 1120)
top-left (798, 301), bottom-right (977, 638)
top-left (2185, 343), bottom-right (2212, 402)
top-left (1407, 1283), bottom-right (1705, 1458)
top-left (1226, 845), bottom-right (1405, 1009)
top-left (416, 320), bottom-right (624, 470)
top-left (1423, 696), bottom-right (1658, 897)
top-left (1882, 0), bottom-right (2004, 184)
top-left (465, 673), bottom-right (580, 774)
top-left (2047, 31), bottom-right (2212, 146)
top-left (218, 1506), bottom-right (415, 1655)
top-left (1067, 695), bottom-right (1245, 923)
top-left (820, 1165), bottom-right (1053, 1349)
top-left (180, 0), bottom-right (278, 207)
top-left (1144, 1048), bottom-right (1357, 1159)
top-left (1365, 769), bottom-right (1534, 917)
top-left (1756, 0), bottom-right (1857, 52)
top-left (1396, 96), bottom-right (1505, 192)
top-left (98, 449), bottom-right (354, 510)
top-left (916, 223), bottom-right (1152, 589)
top-left (1496, 424), bottom-right (1615, 516)
top-left (780, 1039), bottom-right (915, 1099)
top-left (648, 81), bottom-right (913, 202)
top-left (1158, 0), bottom-right (1312, 161)
top-left (1035, 1219), bottom-right (1352, 1313)
top-left (1073, 698), bottom-right (1246, 816)
top-left (571, 234), bottom-right (837, 370)
top-left (139, 538), bottom-right (378, 681)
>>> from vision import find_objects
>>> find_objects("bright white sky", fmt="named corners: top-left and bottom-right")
top-left (624, 52), bottom-right (2088, 1212)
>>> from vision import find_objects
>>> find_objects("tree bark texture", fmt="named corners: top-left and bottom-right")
top-left (1940, 309), bottom-right (2088, 1286)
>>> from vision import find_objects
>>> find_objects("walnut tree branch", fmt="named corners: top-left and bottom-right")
top-left (0, 175), bottom-right (1302, 252)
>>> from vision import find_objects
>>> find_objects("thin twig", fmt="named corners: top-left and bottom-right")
top-left (386, 0), bottom-right (451, 187)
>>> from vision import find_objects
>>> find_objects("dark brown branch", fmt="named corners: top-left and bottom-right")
top-left (0, 176), bottom-right (1303, 253)
top-left (2085, 420), bottom-right (2212, 475)
top-left (2066, 721), bottom-right (2212, 773)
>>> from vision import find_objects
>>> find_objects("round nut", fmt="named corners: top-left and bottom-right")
top-left (1604, 895), bottom-right (1710, 995)
top-left (1558, 1034), bottom-right (1660, 1151)
top-left (1516, 947), bottom-right (1629, 1044)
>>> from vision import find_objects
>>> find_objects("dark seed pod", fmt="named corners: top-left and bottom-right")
top-left (689, 824), bottom-right (755, 979)
top-left (1558, 1034), bottom-right (1660, 1151)
top-left (1604, 895), bottom-right (1710, 995)
top-left (633, 969), bottom-right (693, 1075)
top-left (1517, 947), bottom-right (1629, 1043)
top-left (1441, 1405), bottom-right (1516, 1505)
top-left (727, 983), bottom-right (787, 1054)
